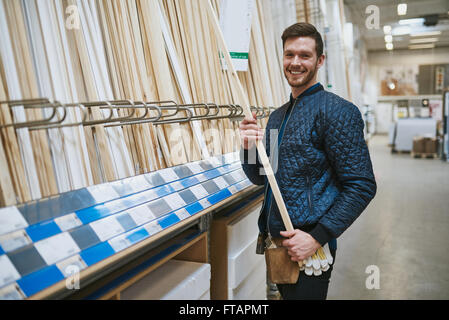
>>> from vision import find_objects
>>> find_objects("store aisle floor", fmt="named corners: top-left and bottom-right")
top-left (327, 134), bottom-right (449, 299)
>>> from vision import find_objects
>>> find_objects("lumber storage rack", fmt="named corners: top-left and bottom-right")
top-left (0, 98), bottom-right (273, 130)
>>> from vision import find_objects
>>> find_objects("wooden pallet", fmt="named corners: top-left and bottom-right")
top-left (411, 152), bottom-right (439, 159)
top-left (391, 149), bottom-right (410, 154)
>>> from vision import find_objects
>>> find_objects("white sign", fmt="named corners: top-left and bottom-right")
top-left (108, 234), bottom-right (131, 253)
top-left (175, 208), bottom-right (190, 221)
top-left (0, 230), bottom-right (32, 252)
top-left (54, 213), bottom-right (82, 232)
top-left (87, 185), bottom-right (119, 203)
top-left (190, 184), bottom-right (209, 199)
top-left (90, 216), bottom-right (125, 242)
top-left (127, 206), bottom-right (155, 226)
top-left (0, 255), bottom-right (21, 287)
top-left (187, 163), bottom-right (203, 174)
top-left (213, 176), bottom-right (229, 189)
top-left (164, 194), bottom-right (187, 211)
top-left (144, 221), bottom-right (162, 236)
top-left (34, 232), bottom-right (80, 266)
top-left (0, 207), bottom-right (28, 236)
top-left (130, 176), bottom-right (151, 193)
top-left (0, 283), bottom-right (25, 300)
top-left (219, 0), bottom-right (254, 71)
top-left (159, 168), bottom-right (179, 183)
top-left (56, 255), bottom-right (86, 278)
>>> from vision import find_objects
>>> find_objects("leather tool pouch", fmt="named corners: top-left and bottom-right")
top-left (264, 238), bottom-right (300, 284)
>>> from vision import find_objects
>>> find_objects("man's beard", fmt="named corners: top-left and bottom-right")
top-left (284, 61), bottom-right (318, 89)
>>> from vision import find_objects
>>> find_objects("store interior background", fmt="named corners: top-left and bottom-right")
top-left (322, 0), bottom-right (449, 299)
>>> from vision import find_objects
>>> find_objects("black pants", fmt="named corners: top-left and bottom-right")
top-left (276, 248), bottom-right (336, 300)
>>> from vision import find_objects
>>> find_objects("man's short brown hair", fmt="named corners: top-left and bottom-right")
top-left (281, 22), bottom-right (324, 57)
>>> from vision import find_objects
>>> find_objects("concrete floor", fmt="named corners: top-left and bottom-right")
top-left (326, 135), bottom-right (449, 299)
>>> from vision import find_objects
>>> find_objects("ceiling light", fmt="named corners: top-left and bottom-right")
top-left (408, 43), bottom-right (435, 49)
top-left (409, 37), bottom-right (439, 44)
top-left (383, 25), bottom-right (392, 34)
top-left (399, 18), bottom-right (425, 25)
top-left (392, 26), bottom-right (411, 36)
top-left (410, 31), bottom-right (441, 37)
top-left (397, 3), bottom-right (407, 16)
top-left (384, 35), bottom-right (393, 43)
top-left (386, 43), bottom-right (394, 50)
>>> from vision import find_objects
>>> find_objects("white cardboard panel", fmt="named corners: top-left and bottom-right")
top-left (228, 262), bottom-right (266, 300)
top-left (121, 260), bottom-right (210, 300)
top-left (227, 204), bottom-right (261, 256)
top-left (228, 237), bottom-right (265, 289)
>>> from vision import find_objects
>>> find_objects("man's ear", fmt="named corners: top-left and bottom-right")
top-left (317, 54), bottom-right (325, 68)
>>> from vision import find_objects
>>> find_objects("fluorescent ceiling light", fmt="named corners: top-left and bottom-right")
top-left (392, 26), bottom-right (411, 36)
top-left (408, 43), bottom-right (435, 49)
top-left (409, 37), bottom-right (438, 44)
top-left (384, 35), bottom-right (393, 43)
top-left (397, 3), bottom-right (407, 16)
top-left (383, 25), bottom-right (392, 34)
top-left (410, 31), bottom-right (442, 37)
top-left (386, 43), bottom-right (394, 50)
top-left (399, 18), bottom-right (425, 25)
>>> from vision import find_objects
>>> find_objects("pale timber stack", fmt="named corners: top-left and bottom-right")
top-left (0, 0), bottom-right (300, 207)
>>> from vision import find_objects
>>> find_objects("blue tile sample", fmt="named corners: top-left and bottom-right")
top-left (80, 242), bottom-right (115, 267)
top-left (199, 161), bottom-right (214, 171)
top-left (158, 214), bottom-right (180, 229)
top-left (69, 225), bottom-right (101, 251)
top-left (111, 183), bottom-right (135, 197)
top-left (208, 189), bottom-right (232, 205)
top-left (116, 213), bottom-right (137, 232)
top-left (126, 228), bottom-right (149, 245)
top-left (173, 166), bottom-right (193, 179)
top-left (223, 173), bottom-right (237, 185)
top-left (26, 221), bottom-right (61, 242)
top-left (7, 244), bottom-right (47, 277)
top-left (202, 180), bottom-right (220, 194)
top-left (185, 202), bottom-right (203, 215)
top-left (76, 205), bottom-right (112, 225)
top-left (17, 265), bottom-right (64, 297)
top-left (179, 189), bottom-right (197, 204)
top-left (147, 199), bottom-right (172, 218)
top-left (145, 172), bottom-right (165, 187)
top-left (181, 177), bottom-right (199, 188)
top-left (203, 169), bottom-right (221, 180)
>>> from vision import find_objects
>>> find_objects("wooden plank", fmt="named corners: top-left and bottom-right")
top-left (204, 0), bottom-right (296, 234)
top-left (0, 78), bottom-right (17, 206)
top-left (137, 0), bottom-right (189, 166)
top-left (157, 0), bottom-right (208, 161)
top-left (0, 0), bottom-right (41, 201)
top-left (78, 0), bottom-right (134, 179)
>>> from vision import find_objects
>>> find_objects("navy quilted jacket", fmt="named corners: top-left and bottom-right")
top-left (240, 83), bottom-right (376, 247)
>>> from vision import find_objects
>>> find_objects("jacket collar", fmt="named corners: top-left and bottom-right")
top-left (289, 82), bottom-right (323, 105)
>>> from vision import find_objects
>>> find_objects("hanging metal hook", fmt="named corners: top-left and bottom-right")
top-left (81, 101), bottom-right (114, 126)
top-left (104, 101), bottom-right (162, 128)
top-left (0, 99), bottom-right (64, 129)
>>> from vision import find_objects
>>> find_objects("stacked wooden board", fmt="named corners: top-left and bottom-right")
top-left (0, 0), bottom-right (308, 206)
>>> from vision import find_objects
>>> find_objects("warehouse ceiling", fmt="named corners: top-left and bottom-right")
top-left (344, 0), bottom-right (449, 51)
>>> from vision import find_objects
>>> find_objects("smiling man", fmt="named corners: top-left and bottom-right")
top-left (239, 23), bottom-right (377, 300)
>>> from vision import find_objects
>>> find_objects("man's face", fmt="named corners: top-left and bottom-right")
top-left (283, 37), bottom-right (324, 91)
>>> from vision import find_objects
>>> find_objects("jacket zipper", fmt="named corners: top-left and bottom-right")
top-left (306, 175), bottom-right (314, 216)
top-left (266, 97), bottom-right (299, 243)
